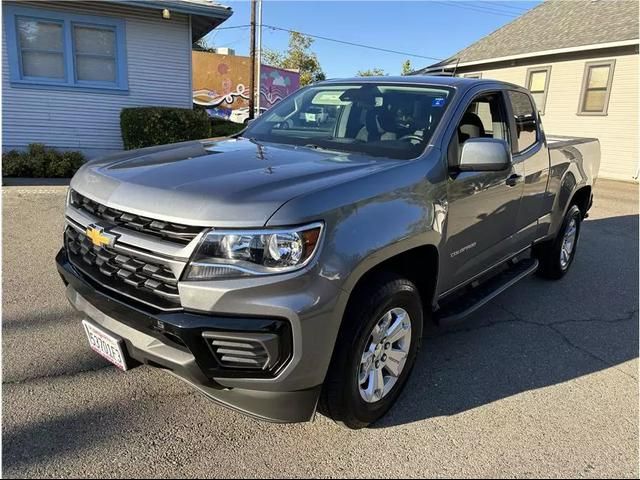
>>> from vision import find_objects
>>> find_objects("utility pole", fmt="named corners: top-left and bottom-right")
top-left (248, 0), bottom-right (257, 120)
top-left (256, 0), bottom-right (263, 114)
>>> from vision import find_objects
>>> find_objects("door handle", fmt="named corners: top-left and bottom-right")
top-left (506, 174), bottom-right (523, 187)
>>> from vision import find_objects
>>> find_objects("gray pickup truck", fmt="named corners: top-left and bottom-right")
top-left (56, 76), bottom-right (600, 429)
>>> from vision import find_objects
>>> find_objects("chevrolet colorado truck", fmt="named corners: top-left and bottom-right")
top-left (56, 76), bottom-right (600, 429)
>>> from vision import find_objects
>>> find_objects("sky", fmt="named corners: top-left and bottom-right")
top-left (203, 0), bottom-right (541, 78)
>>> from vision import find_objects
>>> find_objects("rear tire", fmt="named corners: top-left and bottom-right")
top-left (535, 204), bottom-right (582, 280)
top-left (319, 272), bottom-right (423, 429)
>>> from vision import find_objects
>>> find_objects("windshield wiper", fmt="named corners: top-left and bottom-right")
top-left (303, 143), bottom-right (346, 155)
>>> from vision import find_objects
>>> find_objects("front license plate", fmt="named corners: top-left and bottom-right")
top-left (82, 320), bottom-right (128, 371)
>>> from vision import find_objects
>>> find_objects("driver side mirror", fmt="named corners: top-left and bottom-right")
top-left (459, 138), bottom-right (511, 171)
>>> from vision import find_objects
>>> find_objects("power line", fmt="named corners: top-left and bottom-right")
top-left (213, 24), bottom-right (251, 31)
top-left (212, 34), bottom-right (249, 49)
top-left (432, 1), bottom-right (519, 17)
top-left (262, 24), bottom-right (443, 61)
top-left (436, 2), bottom-right (519, 17)
top-left (481, 1), bottom-right (532, 13)
top-left (460, 2), bottom-right (527, 15)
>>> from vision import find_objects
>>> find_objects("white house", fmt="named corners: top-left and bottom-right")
top-left (2, 0), bottom-right (232, 158)
top-left (419, 0), bottom-right (639, 181)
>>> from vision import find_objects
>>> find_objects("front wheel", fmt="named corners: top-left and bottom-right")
top-left (535, 204), bottom-right (582, 279)
top-left (319, 273), bottom-right (423, 429)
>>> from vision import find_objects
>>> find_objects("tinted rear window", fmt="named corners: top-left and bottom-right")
top-left (508, 91), bottom-right (538, 153)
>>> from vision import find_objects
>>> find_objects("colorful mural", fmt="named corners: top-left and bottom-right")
top-left (259, 66), bottom-right (299, 106)
top-left (192, 51), bottom-right (300, 110)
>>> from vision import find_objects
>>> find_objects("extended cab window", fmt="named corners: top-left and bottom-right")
top-left (508, 91), bottom-right (538, 153)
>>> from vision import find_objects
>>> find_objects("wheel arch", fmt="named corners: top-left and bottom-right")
top-left (570, 185), bottom-right (592, 218)
top-left (343, 244), bottom-right (440, 324)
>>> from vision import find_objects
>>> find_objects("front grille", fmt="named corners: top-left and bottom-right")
top-left (69, 190), bottom-right (203, 245)
top-left (65, 227), bottom-right (181, 310)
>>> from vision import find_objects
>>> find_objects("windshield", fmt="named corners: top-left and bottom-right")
top-left (243, 83), bottom-right (454, 160)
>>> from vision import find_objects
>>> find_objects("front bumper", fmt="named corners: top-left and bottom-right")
top-left (57, 249), bottom-right (324, 423)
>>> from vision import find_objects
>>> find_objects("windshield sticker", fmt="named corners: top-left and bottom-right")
top-left (432, 98), bottom-right (446, 107)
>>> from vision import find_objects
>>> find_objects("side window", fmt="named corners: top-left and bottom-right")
top-left (508, 91), bottom-right (538, 153)
top-left (449, 92), bottom-right (509, 167)
top-left (458, 93), bottom-right (509, 143)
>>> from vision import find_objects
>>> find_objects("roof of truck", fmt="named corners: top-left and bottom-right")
top-left (321, 75), bottom-right (523, 90)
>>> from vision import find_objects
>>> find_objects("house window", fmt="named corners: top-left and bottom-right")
top-left (525, 66), bottom-right (551, 115)
top-left (578, 60), bottom-right (615, 115)
top-left (73, 25), bottom-right (117, 83)
top-left (17, 18), bottom-right (65, 79)
top-left (6, 5), bottom-right (127, 92)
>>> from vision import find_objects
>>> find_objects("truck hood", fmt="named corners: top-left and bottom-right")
top-left (70, 138), bottom-right (398, 227)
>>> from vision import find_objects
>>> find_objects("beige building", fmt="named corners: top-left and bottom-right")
top-left (421, 0), bottom-right (639, 181)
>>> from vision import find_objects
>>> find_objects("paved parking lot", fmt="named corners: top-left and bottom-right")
top-left (2, 179), bottom-right (638, 478)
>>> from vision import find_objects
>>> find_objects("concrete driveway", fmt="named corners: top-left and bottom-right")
top-left (2, 179), bottom-right (638, 478)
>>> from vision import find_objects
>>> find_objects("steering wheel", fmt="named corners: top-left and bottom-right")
top-left (398, 134), bottom-right (423, 143)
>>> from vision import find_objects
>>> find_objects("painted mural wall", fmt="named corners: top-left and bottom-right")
top-left (192, 51), bottom-right (300, 118)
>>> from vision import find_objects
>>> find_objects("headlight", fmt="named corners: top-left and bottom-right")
top-left (183, 222), bottom-right (323, 280)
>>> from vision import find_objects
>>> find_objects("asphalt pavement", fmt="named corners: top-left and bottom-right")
top-left (2, 179), bottom-right (638, 478)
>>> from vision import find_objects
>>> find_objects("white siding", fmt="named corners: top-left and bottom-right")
top-left (2, 1), bottom-right (193, 157)
top-left (462, 52), bottom-right (639, 181)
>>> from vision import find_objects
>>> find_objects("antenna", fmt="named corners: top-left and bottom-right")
top-left (451, 58), bottom-right (461, 77)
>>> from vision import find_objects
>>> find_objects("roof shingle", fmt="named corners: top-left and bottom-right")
top-left (431, 0), bottom-right (639, 67)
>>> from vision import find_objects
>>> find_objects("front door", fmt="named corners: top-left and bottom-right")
top-left (440, 90), bottom-right (525, 293)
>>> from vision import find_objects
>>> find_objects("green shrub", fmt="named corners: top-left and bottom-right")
top-left (2, 144), bottom-right (85, 178)
top-left (120, 107), bottom-right (212, 150)
top-left (210, 118), bottom-right (245, 137)
top-left (2, 150), bottom-right (28, 177)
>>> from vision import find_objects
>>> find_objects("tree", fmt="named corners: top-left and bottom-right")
top-left (401, 59), bottom-right (412, 75)
top-left (193, 37), bottom-right (215, 52)
top-left (356, 67), bottom-right (387, 77)
top-left (263, 32), bottom-right (325, 86)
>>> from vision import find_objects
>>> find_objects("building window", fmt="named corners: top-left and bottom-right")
top-left (17, 17), bottom-right (65, 79)
top-left (463, 73), bottom-right (482, 79)
top-left (525, 66), bottom-right (551, 115)
top-left (5, 5), bottom-right (128, 92)
top-left (578, 60), bottom-right (615, 115)
top-left (73, 25), bottom-right (118, 83)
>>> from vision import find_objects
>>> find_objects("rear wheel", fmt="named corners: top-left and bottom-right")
top-left (535, 204), bottom-right (582, 279)
top-left (320, 273), bottom-right (423, 429)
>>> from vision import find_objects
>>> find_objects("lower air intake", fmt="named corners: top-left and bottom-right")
top-left (203, 332), bottom-right (281, 370)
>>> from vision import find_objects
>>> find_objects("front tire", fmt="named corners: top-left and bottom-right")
top-left (535, 204), bottom-right (582, 279)
top-left (319, 273), bottom-right (423, 429)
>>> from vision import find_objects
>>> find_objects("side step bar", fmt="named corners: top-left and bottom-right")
top-left (435, 258), bottom-right (539, 326)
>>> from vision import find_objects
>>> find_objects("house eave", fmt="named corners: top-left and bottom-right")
top-left (425, 38), bottom-right (640, 72)
top-left (108, 0), bottom-right (233, 41)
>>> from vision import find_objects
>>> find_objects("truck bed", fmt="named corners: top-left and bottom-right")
top-left (547, 134), bottom-right (601, 185)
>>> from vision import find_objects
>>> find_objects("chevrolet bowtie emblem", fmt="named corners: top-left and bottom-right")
top-left (85, 225), bottom-right (117, 248)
